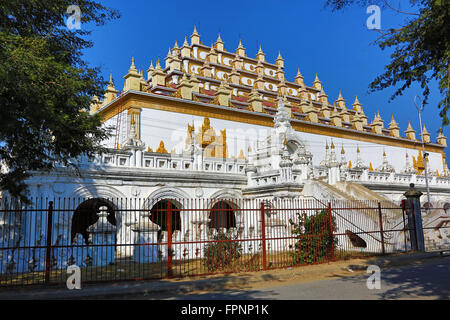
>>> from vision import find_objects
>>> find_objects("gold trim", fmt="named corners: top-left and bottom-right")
top-left (99, 92), bottom-right (445, 155)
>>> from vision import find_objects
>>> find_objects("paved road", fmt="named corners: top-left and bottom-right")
top-left (122, 255), bottom-right (450, 300)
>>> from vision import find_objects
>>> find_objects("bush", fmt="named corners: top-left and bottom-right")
top-left (289, 209), bottom-right (337, 264)
top-left (203, 229), bottom-right (242, 271)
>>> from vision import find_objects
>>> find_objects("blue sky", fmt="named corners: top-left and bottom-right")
top-left (82, 0), bottom-right (447, 154)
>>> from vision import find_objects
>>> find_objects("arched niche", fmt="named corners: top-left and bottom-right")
top-left (70, 198), bottom-right (117, 244)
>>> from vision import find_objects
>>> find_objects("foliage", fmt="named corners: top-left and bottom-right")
top-left (203, 229), bottom-right (242, 271)
top-left (0, 1), bottom-right (119, 202)
top-left (289, 209), bottom-right (337, 264)
top-left (325, 0), bottom-right (450, 125)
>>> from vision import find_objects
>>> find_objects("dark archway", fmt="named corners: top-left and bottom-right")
top-left (444, 203), bottom-right (450, 215)
top-left (208, 200), bottom-right (236, 230)
top-left (71, 198), bottom-right (117, 244)
top-left (149, 200), bottom-right (182, 240)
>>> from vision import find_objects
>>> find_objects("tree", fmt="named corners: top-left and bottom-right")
top-left (325, 0), bottom-right (450, 125)
top-left (0, 1), bottom-right (119, 202)
top-left (289, 210), bottom-right (337, 264)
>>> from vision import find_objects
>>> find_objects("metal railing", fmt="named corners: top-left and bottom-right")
top-left (0, 196), bottom-right (440, 287)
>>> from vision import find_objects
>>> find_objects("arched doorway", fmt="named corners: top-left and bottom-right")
top-left (444, 203), bottom-right (450, 215)
top-left (208, 200), bottom-right (236, 230)
top-left (423, 202), bottom-right (433, 214)
top-left (71, 198), bottom-right (117, 244)
top-left (148, 199), bottom-right (182, 241)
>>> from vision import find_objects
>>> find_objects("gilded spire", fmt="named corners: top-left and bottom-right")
top-left (128, 56), bottom-right (138, 74)
top-left (146, 60), bottom-right (154, 79)
top-left (336, 91), bottom-right (346, 108)
top-left (277, 51), bottom-right (284, 61)
top-left (108, 73), bottom-right (114, 87)
top-left (295, 68), bottom-right (305, 86)
top-left (405, 121), bottom-right (415, 132)
top-left (215, 32), bottom-right (224, 51)
top-left (190, 25), bottom-right (201, 45)
top-left (216, 32), bottom-right (223, 44)
top-left (256, 45), bottom-right (265, 61)
top-left (155, 58), bottom-right (162, 70)
top-left (405, 121), bottom-right (416, 140)
top-left (352, 95), bottom-right (362, 112)
top-left (313, 73), bottom-right (321, 90)
top-left (191, 25), bottom-right (199, 37)
top-left (276, 50), bottom-right (284, 68)
top-left (183, 36), bottom-right (189, 47)
top-left (257, 45), bottom-right (264, 55)
top-left (236, 38), bottom-right (246, 56)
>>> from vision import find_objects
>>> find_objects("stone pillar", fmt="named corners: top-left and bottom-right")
top-left (403, 183), bottom-right (425, 251)
top-left (131, 211), bottom-right (160, 263)
top-left (87, 206), bottom-right (117, 266)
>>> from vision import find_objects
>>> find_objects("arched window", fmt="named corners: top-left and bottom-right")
top-left (148, 199), bottom-right (181, 237)
top-left (423, 202), bottom-right (433, 213)
top-left (443, 203), bottom-right (450, 215)
top-left (71, 198), bottom-right (117, 244)
top-left (208, 201), bottom-right (236, 230)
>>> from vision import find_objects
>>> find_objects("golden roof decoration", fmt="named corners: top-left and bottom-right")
top-left (405, 120), bottom-right (415, 133)
top-left (156, 140), bottom-right (168, 153)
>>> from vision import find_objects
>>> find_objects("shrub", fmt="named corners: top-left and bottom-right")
top-left (203, 229), bottom-right (242, 271)
top-left (289, 209), bottom-right (337, 264)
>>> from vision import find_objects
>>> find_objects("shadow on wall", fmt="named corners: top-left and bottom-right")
top-left (71, 198), bottom-right (117, 244)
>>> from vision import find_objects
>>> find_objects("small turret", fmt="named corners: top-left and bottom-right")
top-left (256, 45), bottom-right (265, 62)
top-left (405, 121), bottom-right (416, 140)
top-left (123, 57), bottom-right (141, 91)
top-left (215, 33), bottom-right (224, 51)
top-left (388, 114), bottom-right (400, 138)
top-left (236, 39), bottom-right (246, 57)
top-left (312, 73), bottom-right (322, 91)
top-left (190, 26), bottom-right (201, 45)
top-left (294, 68), bottom-right (305, 87)
top-left (437, 128), bottom-right (447, 147)
top-left (352, 96), bottom-right (362, 112)
top-left (421, 125), bottom-right (431, 143)
top-left (335, 91), bottom-right (346, 109)
top-left (275, 51), bottom-right (284, 68)
top-left (181, 36), bottom-right (191, 58)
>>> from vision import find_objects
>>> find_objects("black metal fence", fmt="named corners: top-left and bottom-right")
top-left (0, 196), bottom-right (446, 287)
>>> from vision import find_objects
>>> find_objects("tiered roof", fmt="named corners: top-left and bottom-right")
top-left (94, 27), bottom-right (447, 148)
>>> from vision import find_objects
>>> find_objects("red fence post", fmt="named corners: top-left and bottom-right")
top-left (378, 202), bottom-right (385, 255)
top-left (167, 201), bottom-right (173, 278)
top-left (327, 202), bottom-right (335, 262)
top-left (260, 202), bottom-right (267, 270)
top-left (401, 199), bottom-right (408, 252)
top-left (44, 201), bottom-right (54, 284)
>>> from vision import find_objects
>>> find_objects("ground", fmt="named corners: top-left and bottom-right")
top-left (1, 251), bottom-right (447, 301)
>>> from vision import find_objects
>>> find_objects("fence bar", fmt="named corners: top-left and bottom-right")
top-left (377, 202), bottom-right (385, 255)
top-left (327, 202), bottom-right (335, 262)
top-left (260, 201), bottom-right (267, 270)
top-left (44, 201), bottom-right (53, 284)
top-left (401, 200), bottom-right (408, 252)
top-left (167, 201), bottom-right (173, 278)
